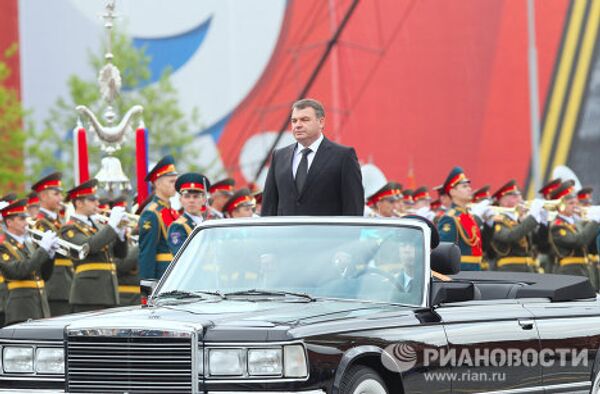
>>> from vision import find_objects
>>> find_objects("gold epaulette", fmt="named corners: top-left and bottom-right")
top-left (174, 216), bottom-right (187, 225)
top-left (446, 209), bottom-right (457, 217)
top-left (146, 202), bottom-right (159, 213)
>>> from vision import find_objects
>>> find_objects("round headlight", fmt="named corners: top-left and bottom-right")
top-left (209, 349), bottom-right (244, 376)
top-left (248, 348), bottom-right (282, 376)
top-left (3, 347), bottom-right (34, 373)
top-left (35, 348), bottom-right (64, 374)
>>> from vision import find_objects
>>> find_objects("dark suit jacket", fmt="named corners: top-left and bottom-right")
top-left (261, 137), bottom-right (364, 216)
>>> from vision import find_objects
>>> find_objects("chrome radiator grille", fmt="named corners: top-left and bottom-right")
top-left (66, 335), bottom-right (193, 393)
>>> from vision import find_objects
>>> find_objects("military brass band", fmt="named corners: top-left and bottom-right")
top-left (1, 154), bottom-right (600, 327)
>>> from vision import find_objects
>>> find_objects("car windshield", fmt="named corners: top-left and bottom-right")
top-left (158, 224), bottom-right (426, 306)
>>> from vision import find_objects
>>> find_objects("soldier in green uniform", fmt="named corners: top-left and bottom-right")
top-left (0, 199), bottom-right (58, 325)
top-left (26, 192), bottom-right (40, 218)
top-left (138, 155), bottom-right (179, 280)
top-left (535, 178), bottom-right (562, 273)
top-left (365, 183), bottom-right (402, 218)
top-left (223, 189), bottom-right (256, 218)
top-left (549, 181), bottom-right (600, 280)
top-left (437, 167), bottom-right (492, 271)
top-left (489, 180), bottom-right (545, 272)
top-left (206, 178), bottom-right (235, 220)
top-left (167, 172), bottom-right (211, 255)
top-left (60, 179), bottom-right (129, 313)
top-left (30, 172), bottom-right (73, 316)
top-left (577, 187), bottom-right (599, 289)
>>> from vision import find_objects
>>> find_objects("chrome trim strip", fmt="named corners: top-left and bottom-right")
top-left (479, 381), bottom-right (591, 393)
top-left (192, 330), bottom-right (199, 394)
top-left (0, 376), bottom-right (64, 382)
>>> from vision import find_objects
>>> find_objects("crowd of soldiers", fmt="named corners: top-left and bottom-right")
top-left (1, 155), bottom-right (599, 327)
top-left (367, 166), bottom-right (600, 288)
top-left (0, 155), bottom-right (260, 327)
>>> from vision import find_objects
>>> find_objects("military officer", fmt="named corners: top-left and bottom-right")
top-left (0, 199), bottom-right (58, 325)
top-left (388, 182), bottom-right (404, 216)
top-left (26, 192), bottom-right (40, 218)
top-left (60, 179), bottom-right (129, 312)
top-left (432, 185), bottom-right (450, 224)
top-left (30, 172), bottom-right (73, 316)
top-left (472, 185), bottom-right (491, 204)
top-left (138, 155), bottom-right (179, 280)
top-left (167, 172), bottom-right (211, 254)
top-left (366, 182), bottom-right (401, 218)
top-left (206, 178), bottom-right (235, 219)
top-left (489, 180), bottom-right (545, 272)
top-left (437, 167), bottom-right (487, 271)
top-left (548, 181), bottom-right (600, 279)
top-left (575, 187), bottom-right (599, 288)
top-left (223, 189), bottom-right (256, 218)
top-left (535, 178), bottom-right (563, 273)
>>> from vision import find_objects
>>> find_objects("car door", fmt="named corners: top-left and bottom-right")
top-left (524, 299), bottom-right (600, 393)
top-left (436, 300), bottom-right (542, 393)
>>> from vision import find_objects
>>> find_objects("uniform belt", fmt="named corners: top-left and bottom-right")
top-left (8, 280), bottom-right (45, 290)
top-left (157, 253), bottom-right (173, 262)
top-left (460, 256), bottom-right (483, 264)
top-left (497, 257), bottom-right (535, 267)
top-left (75, 263), bottom-right (116, 274)
top-left (588, 254), bottom-right (599, 263)
top-left (118, 285), bottom-right (141, 294)
top-left (54, 258), bottom-right (73, 267)
top-left (559, 257), bottom-right (588, 266)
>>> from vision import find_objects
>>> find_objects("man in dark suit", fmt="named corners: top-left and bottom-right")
top-left (261, 98), bottom-right (363, 216)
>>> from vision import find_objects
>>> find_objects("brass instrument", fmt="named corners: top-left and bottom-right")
top-left (576, 205), bottom-right (600, 220)
top-left (93, 213), bottom-right (139, 229)
top-left (27, 227), bottom-right (90, 260)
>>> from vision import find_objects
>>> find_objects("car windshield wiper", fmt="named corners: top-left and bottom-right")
top-left (155, 290), bottom-right (223, 300)
top-left (223, 289), bottom-right (315, 302)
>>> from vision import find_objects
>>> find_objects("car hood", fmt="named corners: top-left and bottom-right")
top-left (1, 298), bottom-right (419, 341)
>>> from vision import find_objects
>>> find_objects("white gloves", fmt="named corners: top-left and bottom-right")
top-left (107, 206), bottom-right (128, 240)
top-left (527, 198), bottom-right (545, 224)
top-left (586, 206), bottom-right (600, 223)
top-left (39, 230), bottom-right (59, 257)
top-left (416, 206), bottom-right (436, 221)
top-left (470, 200), bottom-right (495, 222)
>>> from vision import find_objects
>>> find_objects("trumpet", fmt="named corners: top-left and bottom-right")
top-left (27, 227), bottom-right (90, 260)
top-left (93, 213), bottom-right (139, 228)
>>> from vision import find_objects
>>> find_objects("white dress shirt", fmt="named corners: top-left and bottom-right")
top-left (292, 133), bottom-right (324, 178)
top-left (71, 213), bottom-right (93, 227)
top-left (185, 212), bottom-right (204, 226)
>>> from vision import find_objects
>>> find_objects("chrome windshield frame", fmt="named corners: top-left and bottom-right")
top-left (153, 216), bottom-right (432, 308)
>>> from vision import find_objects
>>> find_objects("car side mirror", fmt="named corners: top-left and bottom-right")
top-left (140, 280), bottom-right (158, 305)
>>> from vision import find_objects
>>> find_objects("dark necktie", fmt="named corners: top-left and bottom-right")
top-left (295, 147), bottom-right (312, 192)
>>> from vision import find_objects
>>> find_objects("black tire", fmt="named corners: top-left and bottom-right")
top-left (339, 365), bottom-right (389, 394)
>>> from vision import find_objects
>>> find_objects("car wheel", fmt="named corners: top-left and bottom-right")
top-left (339, 365), bottom-right (389, 394)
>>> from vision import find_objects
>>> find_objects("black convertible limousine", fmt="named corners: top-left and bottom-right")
top-left (1, 217), bottom-right (600, 394)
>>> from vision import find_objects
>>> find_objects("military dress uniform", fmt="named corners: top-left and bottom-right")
top-left (0, 200), bottom-right (54, 325)
top-left (206, 178), bottom-right (235, 220)
top-left (60, 180), bottom-right (128, 312)
top-left (30, 172), bottom-right (73, 316)
top-left (438, 167), bottom-right (484, 271)
top-left (365, 182), bottom-right (402, 217)
top-left (549, 182), bottom-right (600, 279)
top-left (139, 156), bottom-right (179, 280)
top-left (116, 245), bottom-right (140, 305)
top-left (167, 173), bottom-right (211, 255)
top-left (488, 181), bottom-right (540, 272)
top-left (535, 178), bottom-right (563, 273)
